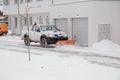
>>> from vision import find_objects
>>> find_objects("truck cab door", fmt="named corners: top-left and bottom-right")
top-left (29, 26), bottom-right (35, 41)
top-left (34, 26), bottom-right (41, 41)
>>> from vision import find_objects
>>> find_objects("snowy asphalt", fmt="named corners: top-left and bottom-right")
top-left (0, 40), bottom-right (120, 69)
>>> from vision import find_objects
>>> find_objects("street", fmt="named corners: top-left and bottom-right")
top-left (0, 36), bottom-right (120, 69)
top-left (0, 35), bottom-right (120, 80)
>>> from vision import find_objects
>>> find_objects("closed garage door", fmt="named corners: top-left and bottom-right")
top-left (72, 17), bottom-right (88, 46)
top-left (54, 18), bottom-right (68, 34)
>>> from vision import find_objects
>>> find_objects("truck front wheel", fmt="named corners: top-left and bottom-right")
top-left (24, 37), bottom-right (30, 46)
top-left (41, 38), bottom-right (48, 48)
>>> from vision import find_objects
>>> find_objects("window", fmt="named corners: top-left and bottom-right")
top-left (31, 26), bottom-right (35, 31)
top-left (35, 26), bottom-right (40, 32)
top-left (29, 17), bottom-right (32, 25)
top-left (0, 1), bottom-right (3, 6)
top-left (24, 17), bottom-right (27, 26)
top-left (39, 16), bottom-right (43, 24)
top-left (52, 0), bottom-right (54, 4)
top-left (40, 25), bottom-right (58, 31)
top-left (9, 16), bottom-right (11, 26)
top-left (25, 0), bottom-right (32, 3)
top-left (20, 0), bottom-right (24, 4)
top-left (14, 17), bottom-right (18, 28)
top-left (14, 0), bottom-right (18, 4)
top-left (36, 0), bottom-right (43, 1)
top-left (46, 16), bottom-right (50, 24)
top-left (4, 0), bottom-right (9, 5)
top-left (98, 24), bottom-right (111, 41)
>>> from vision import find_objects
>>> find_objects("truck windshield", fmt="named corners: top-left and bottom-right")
top-left (40, 25), bottom-right (59, 31)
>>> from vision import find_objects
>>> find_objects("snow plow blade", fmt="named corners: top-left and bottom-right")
top-left (56, 40), bottom-right (76, 47)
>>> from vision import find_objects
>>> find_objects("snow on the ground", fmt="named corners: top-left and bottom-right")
top-left (0, 34), bottom-right (120, 80)
top-left (0, 30), bottom-right (22, 43)
top-left (0, 48), bottom-right (120, 80)
top-left (92, 40), bottom-right (120, 52)
top-left (7, 30), bottom-right (12, 35)
top-left (0, 35), bottom-right (22, 42)
top-left (91, 40), bottom-right (120, 57)
top-left (56, 40), bottom-right (120, 57)
top-left (1, 32), bottom-right (120, 57)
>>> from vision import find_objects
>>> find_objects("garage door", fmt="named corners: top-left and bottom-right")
top-left (72, 18), bottom-right (88, 46)
top-left (54, 18), bottom-right (68, 34)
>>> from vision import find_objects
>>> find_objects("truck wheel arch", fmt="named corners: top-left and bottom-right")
top-left (40, 34), bottom-right (47, 40)
top-left (24, 33), bottom-right (29, 38)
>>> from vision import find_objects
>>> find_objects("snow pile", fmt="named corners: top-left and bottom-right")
top-left (0, 35), bottom-right (22, 43)
top-left (0, 36), bottom-right (120, 80)
top-left (92, 40), bottom-right (120, 52)
top-left (92, 40), bottom-right (120, 57)
top-left (57, 40), bottom-right (120, 57)
top-left (0, 49), bottom-right (120, 80)
top-left (7, 30), bottom-right (12, 35)
top-left (0, 36), bottom-right (21, 41)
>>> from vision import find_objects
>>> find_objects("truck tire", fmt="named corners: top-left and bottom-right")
top-left (41, 38), bottom-right (48, 48)
top-left (24, 37), bottom-right (30, 46)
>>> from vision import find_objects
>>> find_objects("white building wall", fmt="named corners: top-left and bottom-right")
top-left (89, 1), bottom-right (120, 46)
top-left (9, 15), bottom-right (21, 35)
top-left (50, 1), bottom-right (90, 40)
top-left (3, 0), bottom-right (120, 46)
top-left (3, 0), bottom-right (51, 35)
top-left (51, 2), bottom-right (89, 18)
top-left (53, 0), bottom-right (88, 4)
top-left (3, 0), bottom-right (51, 15)
top-left (3, 0), bottom-right (18, 15)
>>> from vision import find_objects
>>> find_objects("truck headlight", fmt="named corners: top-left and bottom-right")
top-left (47, 34), bottom-right (54, 37)
top-left (64, 34), bottom-right (68, 37)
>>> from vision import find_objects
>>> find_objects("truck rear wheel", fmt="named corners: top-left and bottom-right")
top-left (24, 37), bottom-right (30, 46)
top-left (41, 38), bottom-right (48, 48)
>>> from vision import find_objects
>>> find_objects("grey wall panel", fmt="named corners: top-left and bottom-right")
top-left (72, 17), bottom-right (88, 46)
top-left (54, 18), bottom-right (68, 34)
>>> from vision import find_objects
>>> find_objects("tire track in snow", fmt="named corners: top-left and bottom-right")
top-left (1, 42), bottom-right (120, 61)
top-left (88, 60), bottom-right (120, 69)
top-left (0, 47), bottom-right (44, 56)
top-left (1, 41), bottom-right (120, 69)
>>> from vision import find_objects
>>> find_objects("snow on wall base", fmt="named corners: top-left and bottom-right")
top-left (92, 40), bottom-right (120, 57)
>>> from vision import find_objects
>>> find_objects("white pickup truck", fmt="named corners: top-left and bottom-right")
top-left (22, 25), bottom-right (68, 47)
